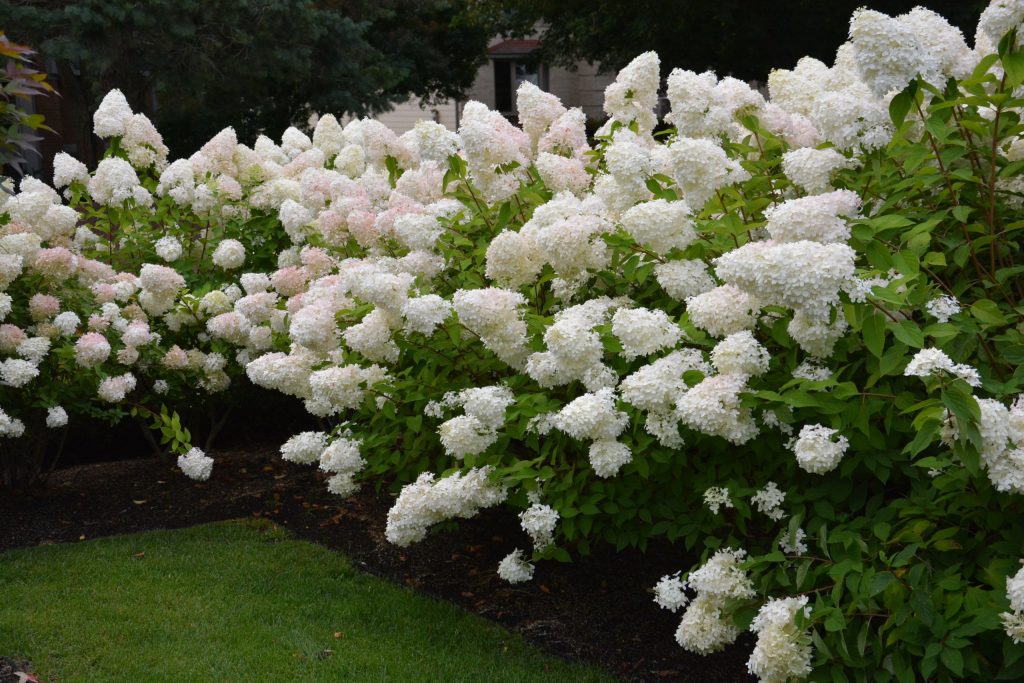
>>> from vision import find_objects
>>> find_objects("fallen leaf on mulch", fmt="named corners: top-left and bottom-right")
top-left (0, 657), bottom-right (39, 683)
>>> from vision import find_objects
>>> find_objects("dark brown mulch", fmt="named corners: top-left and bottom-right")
top-left (0, 447), bottom-right (753, 683)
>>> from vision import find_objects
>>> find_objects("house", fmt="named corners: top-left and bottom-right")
top-left (349, 37), bottom-right (616, 134)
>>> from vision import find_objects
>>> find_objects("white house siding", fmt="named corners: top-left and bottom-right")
top-left (342, 100), bottom-right (459, 135)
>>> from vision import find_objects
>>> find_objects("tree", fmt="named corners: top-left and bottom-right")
top-left (0, 32), bottom-right (53, 177)
top-left (466, 0), bottom-right (988, 81)
top-left (1, 0), bottom-right (490, 157)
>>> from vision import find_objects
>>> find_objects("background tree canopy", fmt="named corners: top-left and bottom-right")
top-left (466, 0), bottom-right (988, 81)
top-left (1, 0), bottom-right (490, 156)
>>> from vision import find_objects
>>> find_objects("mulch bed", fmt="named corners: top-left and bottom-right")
top-left (0, 447), bottom-right (752, 682)
top-left (0, 657), bottom-right (38, 683)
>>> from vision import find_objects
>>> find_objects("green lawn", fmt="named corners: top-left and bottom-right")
top-left (0, 520), bottom-right (612, 683)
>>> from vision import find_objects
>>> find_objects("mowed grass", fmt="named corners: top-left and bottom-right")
top-left (0, 520), bottom-right (612, 683)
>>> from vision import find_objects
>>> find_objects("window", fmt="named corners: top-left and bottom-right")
top-left (493, 58), bottom-right (548, 119)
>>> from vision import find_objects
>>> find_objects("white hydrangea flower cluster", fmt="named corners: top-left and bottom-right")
top-left (768, 50), bottom-right (891, 151)
top-left (978, 0), bottom-right (1024, 51)
top-left (435, 385), bottom-right (515, 459)
top-left (452, 288), bottom-right (530, 369)
top-left (792, 360), bottom-right (832, 382)
top-left (0, 358), bottom-right (39, 387)
top-left (620, 199), bottom-right (697, 256)
top-left (401, 294), bottom-right (452, 336)
top-left (603, 51), bottom-right (661, 132)
top-left (280, 431), bottom-right (329, 464)
top-left (665, 69), bottom-right (765, 139)
top-left (611, 307), bottom-right (683, 361)
top-left (667, 137), bottom-right (751, 210)
top-left (655, 259), bottom-right (716, 301)
top-left (619, 349), bottom-right (710, 448)
top-left (515, 192), bottom-right (614, 289)
top-left (458, 101), bottom-right (530, 202)
top-left (0, 407), bottom-right (26, 438)
top-left (519, 502), bottom-right (559, 551)
top-left (1003, 562), bottom-right (1024, 644)
top-left (746, 596), bottom-right (813, 683)
top-left (211, 239), bottom-right (246, 270)
top-left (710, 331), bottom-right (770, 378)
top-left (686, 285), bottom-right (760, 339)
top-left (751, 482), bottom-right (787, 521)
top-left (779, 527), bottom-right (808, 556)
top-left (385, 466), bottom-right (507, 547)
top-left (765, 190), bottom-right (860, 244)
top-left (849, 9), bottom-right (943, 98)
top-left (52, 152), bottom-right (90, 190)
top-left (703, 487), bottom-right (733, 514)
top-left (154, 236), bottom-right (183, 263)
top-left (782, 148), bottom-right (856, 195)
top-left (97, 372), bottom-right (136, 402)
top-left (177, 447), bottom-right (214, 481)
top-left (672, 548), bottom-right (756, 654)
top-left (552, 388), bottom-right (632, 477)
top-left (497, 548), bottom-right (535, 584)
top-left (904, 348), bottom-right (981, 387)
top-left (791, 424), bottom-right (849, 474)
top-left (972, 397), bottom-right (1024, 494)
top-left (45, 405), bottom-right (68, 428)
top-left (653, 572), bottom-right (689, 613)
top-left (88, 157), bottom-right (150, 207)
top-left (924, 295), bottom-right (961, 323)
top-left (306, 364), bottom-right (388, 417)
top-left (677, 373), bottom-right (758, 445)
top-left (319, 436), bottom-right (365, 498)
top-left (525, 297), bottom-right (624, 391)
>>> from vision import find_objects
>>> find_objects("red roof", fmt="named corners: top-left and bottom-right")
top-left (487, 39), bottom-right (540, 58)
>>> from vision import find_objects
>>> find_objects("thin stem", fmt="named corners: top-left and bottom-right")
top-left (914, 99), bottom-right (959, 208)
top-left (513, 194), bottom-right (528, 224)
top-left (950, 105), bottom-right (985, 179)
top-left (868, 298), bottom-right (901, 324)
top-left (464, 182), bottom-right (492, 231)
top-left (986, 74), bottom-right (1008, 277)
top-left (752, 131), bottom-right (781, 203)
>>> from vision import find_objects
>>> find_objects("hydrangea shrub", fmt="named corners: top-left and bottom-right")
top-left (4, 1), bottom-right (1024, 679)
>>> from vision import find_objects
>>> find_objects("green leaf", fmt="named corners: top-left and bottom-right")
top-left (889, 320), bottom-right (924, 348)
top-left (941, 386), bottom-right (981, 443)
top-left (1000, 30), bottom-right (1024, 87)
top-left (940, 647), bottom-right (964, 677)
top-left (862, 310), bottom-right (886, 358)
top-left (903, 419), bottom-right (940, 456)
top-left (868, 215), bottom-right (915, 231)
top-left (889, 83), bottom-right (916, 127)
top-left (971, 299), bottom-right (1008, 326)
top-left (869, 572), bottom-right (897, 597)
top-left (825, 609), bottom-right (847, 632)
top-left (857, 619), bottom-right (871, 656)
